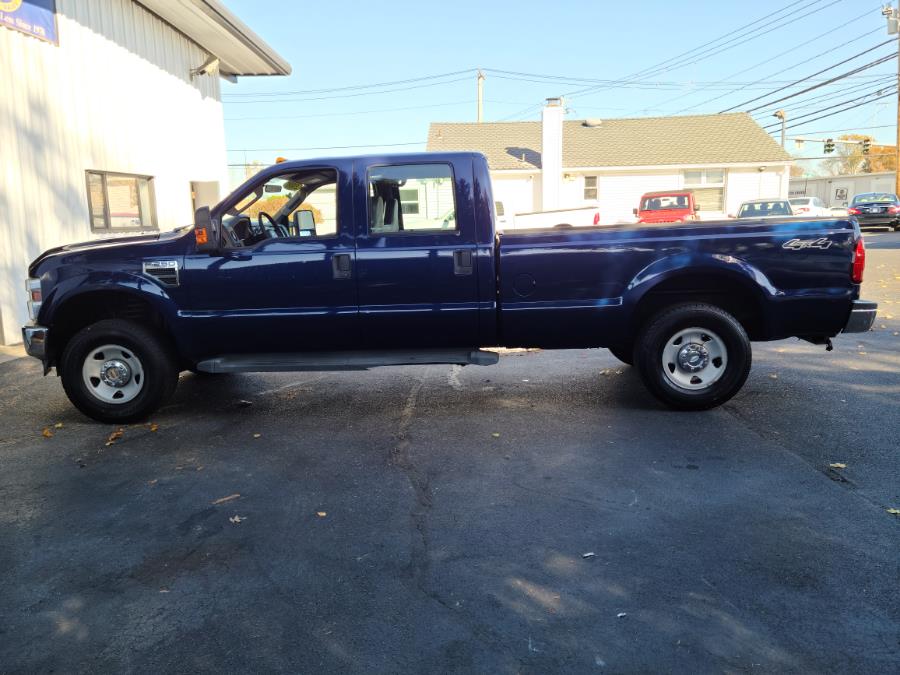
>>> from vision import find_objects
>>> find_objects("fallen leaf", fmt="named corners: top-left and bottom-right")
top-left (54, 422), bottom-right (63, 429)
top-left (107, 428), bottom-right (124, 444)
top-left (149, 423), bottom-right (159, 432)
top-left (769, 373), bottom-right (778, 379)
top-left (148, 479), bottom-right (158, 486)
top-left (887, 508), bottom-right (900, 516)
top-left (229, 515), bottom-right (245, 524)
top-left (617, 612), bottom-right (627, 619)
top-left (858, 352), bottom-right (867, 356)
top-left (196, 466), bottom-right (204, 471)
top-left (253, 433), bottom-right (261, 439)
top-left (582, 552), bottom-right (596, 559)
top-left (212, 493), bottom-right (241, 505)
top-left (41, 428), bottom-right (53, 438)
top-left (829, 463), bottom-right (847, 469)
top-left (491, 432), bottom-right (500, 438)
top-left (159, 588), bottom-right (170, 593)
top-left (316, 511), bottom-right (327, 518)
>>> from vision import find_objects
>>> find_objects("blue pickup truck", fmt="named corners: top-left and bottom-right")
top-left (23, 152), bottom-right (875, 422)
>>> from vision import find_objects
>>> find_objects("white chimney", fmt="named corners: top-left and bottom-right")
top-left (541, 97), bottom-right (564, 211)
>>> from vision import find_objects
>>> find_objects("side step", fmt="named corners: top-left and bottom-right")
top-left (196, 349), bottom-right (500, 374)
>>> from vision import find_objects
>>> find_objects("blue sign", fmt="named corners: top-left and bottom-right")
top-left (0, 0), bottom-right (58, 45)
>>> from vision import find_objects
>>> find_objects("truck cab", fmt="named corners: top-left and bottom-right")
top-left (634, 190), bottom-right (699, 224)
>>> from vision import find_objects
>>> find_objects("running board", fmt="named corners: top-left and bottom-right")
top-left (196, 349), bottom-right (500, 374)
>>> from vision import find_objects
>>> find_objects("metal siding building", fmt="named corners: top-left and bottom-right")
top-left (0, 0), bottom-right (288, 344)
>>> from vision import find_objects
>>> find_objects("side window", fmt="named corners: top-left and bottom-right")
top-left (368, 163), bottom-right (457, 233)
top-left (222, 169), bottom-right (338, 245)
top-left (584, 176), bottom-right (598, 200)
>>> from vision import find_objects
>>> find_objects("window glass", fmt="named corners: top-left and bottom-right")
top-left (495, 201), bottom-right (505, 217)
top-left (584, 176), bottom-right (598, 200)
top-left (86, 171), bottom-right (156, 232)
top-left (368, 164), bottom-right (457, 233)
top-left (222, 169), bottom-right (338, 244)
top-left (683, 170), bottom-right (703, 186)
top-left (705, 169), bottom-right (725, 185)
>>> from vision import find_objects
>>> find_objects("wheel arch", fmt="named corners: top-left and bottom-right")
top-left (624, 257), bottom-right (774, 342)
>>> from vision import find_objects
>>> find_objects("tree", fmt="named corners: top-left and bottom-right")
top-left (819, 134), bottom-right (897, 176)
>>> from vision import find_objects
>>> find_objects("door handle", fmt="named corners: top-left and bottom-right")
top-left (453, 249), bottom-right (474, 276)
top-left (332, 253), bottom-right (352, 280)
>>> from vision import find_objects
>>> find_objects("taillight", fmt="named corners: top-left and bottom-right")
top-left (851, 237), bottom-right (865, 284)
top-left (797, 207), bottom-right (809, 213)
top-left (593, 211), bottom-right (600, 225)
top-left (848, 207), bottom-right (861, 216)
top-left (889, 206), bottom-right (900, 214)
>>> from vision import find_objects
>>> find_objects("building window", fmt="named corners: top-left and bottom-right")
top-left (683, 169), bottom-right (725, 211)
top-left (584, 176), bottom-right (598, 200)
top-left (86, 171), bottom-right (157, 232)
top-left (399, 188), bottom-right (420, 215)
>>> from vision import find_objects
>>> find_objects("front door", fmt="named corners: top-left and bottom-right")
top-left (354, 160), bottom-right (480, 349)
top-left (181, 164), bottom-right (358, 356)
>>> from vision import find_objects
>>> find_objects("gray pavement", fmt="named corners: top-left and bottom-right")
top-left (1, 232), bottom-right (898, 673)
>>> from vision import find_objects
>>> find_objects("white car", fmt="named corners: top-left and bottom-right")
top-left (789, 197), bottom-right (830, 217)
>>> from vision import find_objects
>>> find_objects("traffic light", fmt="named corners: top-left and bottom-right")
top-left (862, 138), bottom-right (871, 155)
top-left (824, 138), bottom-right (835, 153)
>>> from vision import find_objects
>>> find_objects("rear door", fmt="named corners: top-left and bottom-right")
top-left (354, 159), bottom-right (480, 348)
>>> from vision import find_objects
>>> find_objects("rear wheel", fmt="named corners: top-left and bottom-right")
top-left (60, 319), bottom-right (178, 423)
top-left (634, 303), bottom-right (751, 410)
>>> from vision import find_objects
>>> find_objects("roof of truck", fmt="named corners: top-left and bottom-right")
top-left (427, 113), bottom-right (790, 170)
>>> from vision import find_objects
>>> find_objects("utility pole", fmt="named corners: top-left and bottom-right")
top-left (883, 5), bottom-right (900, 194)
top-left (773, 109), bottom-right (786, 148)
top-left (477, 70), bottom-right (485, 123)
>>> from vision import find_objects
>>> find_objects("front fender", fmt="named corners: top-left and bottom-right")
top-left (43, 272), bottom-right (180, 326)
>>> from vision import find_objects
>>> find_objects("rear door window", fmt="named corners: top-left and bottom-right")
top-left (368, 164), bottom-right (457, 233)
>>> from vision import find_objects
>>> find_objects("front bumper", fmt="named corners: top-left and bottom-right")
top-left (842, 301), bottom-right (877, 334)
top-left (22, 324), bottom-right (48, 359)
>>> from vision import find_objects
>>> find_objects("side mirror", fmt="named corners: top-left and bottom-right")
top-left (293, 209), bottom-right (316, 233)
top-left (632, 207), bottom-right (638, 216)
top-left (694, 204), bottom-right (700, 212)
top-left (194, 206), bottom-right (220, 253)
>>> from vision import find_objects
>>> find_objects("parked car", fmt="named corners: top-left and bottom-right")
top-left (734, 199), bottom-right (794, 219)
top-left (634, 190), bottom-right (699, 224)
top-left (789, 197), bottom-right (830, 217)
top-left (847, 193), bottom-right (900, 231)
top-left (494, 201), bottom-right (600, 230)
top-left (23, 152), bottom-right (875, 422)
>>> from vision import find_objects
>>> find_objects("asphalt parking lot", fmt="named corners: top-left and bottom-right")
top-left (1, 231), bottom-right (898, 673)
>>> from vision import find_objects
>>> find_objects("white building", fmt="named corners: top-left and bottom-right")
top-left (0, 0), bottom-right (289, 345)
top-left (427, 101), bottom-right (792, 224)
top-left (790, 171), bottom-right (896, 208)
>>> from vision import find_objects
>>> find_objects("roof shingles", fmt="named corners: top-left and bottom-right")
top-left (427, 113), bottom-right (790, 170)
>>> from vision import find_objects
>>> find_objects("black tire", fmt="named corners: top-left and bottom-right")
top-left (634, 303), bottom-right (751, 411)
top-left (60, 319), bottom-right (178, 423)
top-left (607, 344), bottom-right (634, 366)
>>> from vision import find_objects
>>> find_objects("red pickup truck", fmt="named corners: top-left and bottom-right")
top-left (634, 190), bottom-right (699, 224)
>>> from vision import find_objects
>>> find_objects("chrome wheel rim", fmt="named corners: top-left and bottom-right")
top-left (81, 344), bottom-right (144, 404)
top-left (661, 327), bottom-right (727, 391)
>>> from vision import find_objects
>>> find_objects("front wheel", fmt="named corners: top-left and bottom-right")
top-left (60, 319), bottom-right (178, 423)
top-left (634, 303), bottom-right (751, 410)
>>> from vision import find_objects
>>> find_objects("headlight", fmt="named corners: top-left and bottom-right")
top-left (26, 278), bottom-right (42, 321)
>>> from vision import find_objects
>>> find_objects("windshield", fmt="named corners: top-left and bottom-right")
top-left (641, 194), bottom-right (691, 211)
top-left (851, 193), bottom-right (897, 204)
top-left (738, 201), bottom-right (792, 217)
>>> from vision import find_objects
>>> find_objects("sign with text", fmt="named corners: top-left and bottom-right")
top-left (0, 0), bottom-right (58, 44)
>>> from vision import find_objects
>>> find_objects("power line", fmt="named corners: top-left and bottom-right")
top-left (780, 89), bottom-right (898, 131)
top-left (224, 76), bottom-right (472, 104)
top-left (671, 19), bottom-right (883, 114)
top-left (225, 99), bottom-right (474, 122)
top-left (761, 84), bottom-right (897, 130)
top-left (721, 39), bottom-right (898, 112)
top-left (565, 0), bottom-right (847, 99)
top-left (779, 123), bottom-right (895, 135)
top-left (753, 74), bottom-right (895, 118)
top-left (223, 69), bottom-right (475, 98)
top-left (226, 141), bottom-right (423, 153)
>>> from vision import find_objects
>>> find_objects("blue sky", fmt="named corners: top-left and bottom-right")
top-left (222, 0), bottom-right (896, 169)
